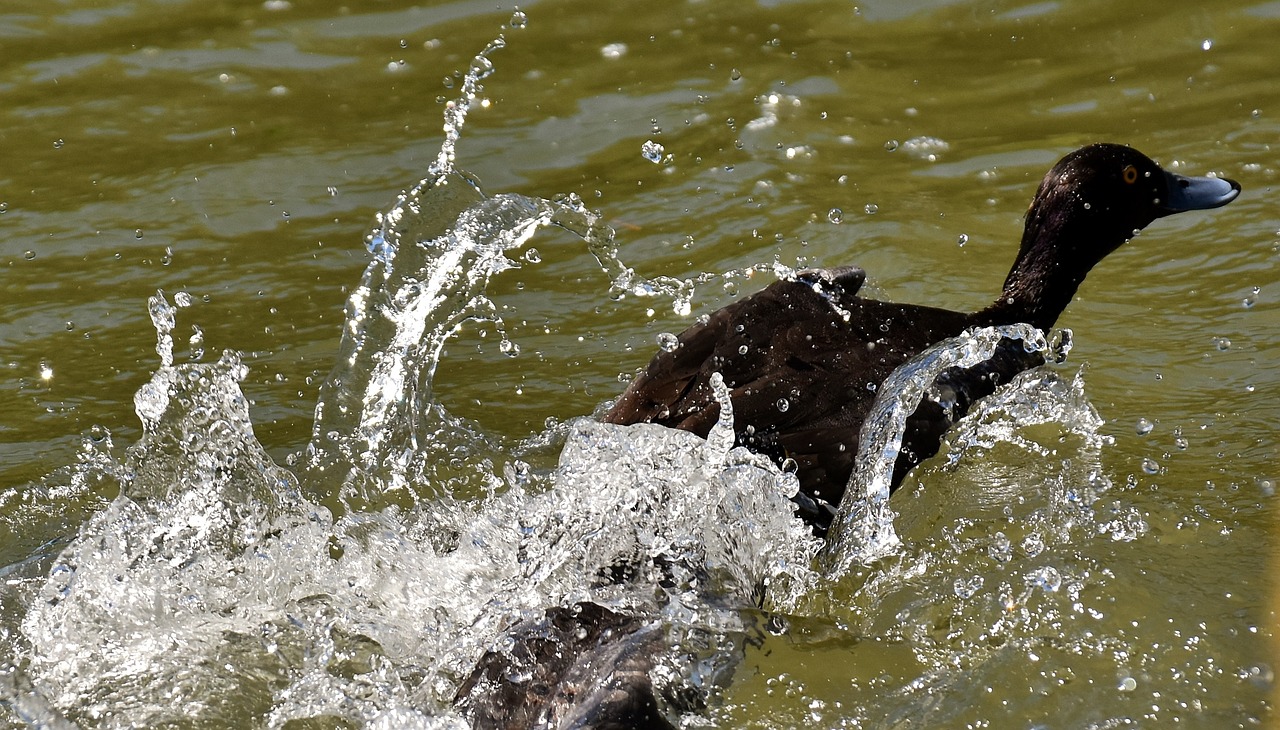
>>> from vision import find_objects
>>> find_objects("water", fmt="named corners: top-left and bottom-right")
top-left (2, 0), bottom-right (1276, 727)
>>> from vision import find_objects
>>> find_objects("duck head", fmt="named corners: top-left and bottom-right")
top-left (991, 143), bottom-right (1240, 330)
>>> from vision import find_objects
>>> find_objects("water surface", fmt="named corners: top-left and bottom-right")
top-left (1, 0), bottom-right (1276, 727)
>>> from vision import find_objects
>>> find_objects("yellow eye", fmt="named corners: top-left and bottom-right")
top-left (1122, 165), bottom-right (1138, 184)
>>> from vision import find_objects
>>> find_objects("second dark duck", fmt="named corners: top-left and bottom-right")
top-left (605, 143), bottom-right (1240, 531)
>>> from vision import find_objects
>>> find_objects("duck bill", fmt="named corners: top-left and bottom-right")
top-left (1159, 170), bottom-right (1241, 216)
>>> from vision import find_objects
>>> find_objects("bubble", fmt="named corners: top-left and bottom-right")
top-left (827, 208), bottom-right (843, 224)
top-left (509, 9), bottom-right (528, 28)
top-left (901, 136), bottom-right (949, 162)
top-left (1118, 676), bottom-right (1137, 692)
top-left (641, 140), bottom-right (665, 164)
top-left (1213, 336), bottom-right (1231, 351)
top-left (864, 203), bottom-right (878, 215)
top-left (957, 233), bottom-right (968, 247)
top-left (657, 332), bottom-right (680, 352)
top-left (738, 344), bottom-right (749, 355)
top-left (1135, 417), bottom-right (1154, 435)
top-left (776, 398), bottom-right (790, 413)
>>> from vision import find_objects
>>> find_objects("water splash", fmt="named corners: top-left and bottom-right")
top-left (0, 21), bottom-right (1182, 730)
top-left (821, 324), bottom-right (1069, 575)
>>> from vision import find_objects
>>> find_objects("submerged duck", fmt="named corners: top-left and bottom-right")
top-left (605, 143), bottom-right (1239, 529)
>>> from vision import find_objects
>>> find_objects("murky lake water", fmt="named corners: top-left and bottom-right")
top-left (1, 0), bottom-right (1276, 727)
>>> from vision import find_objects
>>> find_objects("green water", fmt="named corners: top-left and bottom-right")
top-left (1, 0), bottom-right (1276, 726)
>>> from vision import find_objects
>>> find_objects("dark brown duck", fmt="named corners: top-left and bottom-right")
top-left (604, 143), bottom-right (1239, 531)
top-left (459, 144), bottom-right (1239, 729)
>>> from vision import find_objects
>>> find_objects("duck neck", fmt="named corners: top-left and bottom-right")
top-left (974, 209), bottom-right (1116, 331)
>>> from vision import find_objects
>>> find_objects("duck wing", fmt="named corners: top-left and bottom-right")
top-left (603, 266), bottom-right (867, 432)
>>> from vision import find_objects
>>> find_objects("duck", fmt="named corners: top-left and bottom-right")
top-left (604, 143), bottom-right (1240, 531)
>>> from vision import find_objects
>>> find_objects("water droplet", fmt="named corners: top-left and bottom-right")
top-left (737, 344), bottom-right (749, 355)
top-left (864, 203), bottom-right (878, 214)
top-left (469, 54), bottom-right (494, 80)
top-left (827, 208), bottom-right (843, 224)
top-left (988, 532), bottom-right (1012, 563)
top-left (1118, 676), bottom-right (1137, 692)
top-left (1022, 533), bottom-right (1044, 557)
top-left (953, 575), bottom-right (983, 599)
top-left (957, 233), bottom-right (968, 247)
top-left (1135, 418), bottom-right (1154, 435)
top-left (776, 398), bottom-right (790, 412)
top-left (657, 332), bottom-right (680, 352)
top-left (327, 185), bottom-right (338, 197)
top-left (1213, 336), bottom-right (1231, 351)
top-left (641, 139), bottom-right (665, 164)
top-left (1201, 39), bottom-right (1213, 51)
top-left (1243, 286), bottom-right (1259, 308)
top-left (23, 250), bottom-right (35, 260)
top-left (510, 9), bottom-right (528, 28)
top-left (523, 248), bottom-right (541, 263)
top-left (1027, 566), bottom-right (1061, 592)
top-left (135, 229), bottom-right (144, 239)
top-left (884, 140), bottom-right (899, 152)
top-left (1142, 458), bottom-right (1160, 475)
top-left (1082, 202), bottom-right (1092, 210)
top-left (0, 202), bottom-right (7, 214)
top-left (601, 42), bottom-right (628, 60)
top-left (174, 291), bottom-right (194, 307)
top-left (38, 361), bottom-right (53, 381)
top-left (53, 138), bottom-right (65, 149)
top-left (1257, 478), bottom-right (1276, 497)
